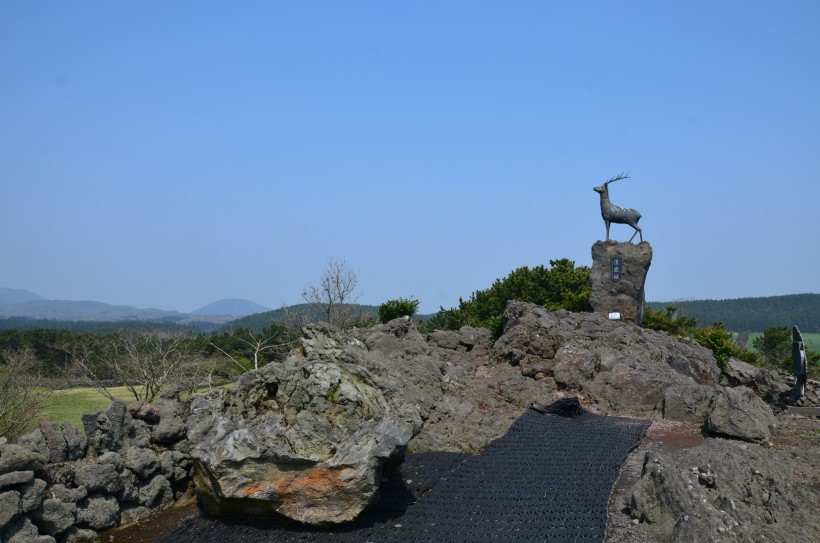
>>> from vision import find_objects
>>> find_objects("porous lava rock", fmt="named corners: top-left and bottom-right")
top-left (349, 317), bottom-right (546, 452)
top-left (494, 301), bottom-right (722, 414)
top-left (186, 324), bottom-right (418, 526)
top-left (629, 439), bottom-right (820, 542)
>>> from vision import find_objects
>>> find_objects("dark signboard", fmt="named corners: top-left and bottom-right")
top-left (611, 257), bottom-right (622, 281)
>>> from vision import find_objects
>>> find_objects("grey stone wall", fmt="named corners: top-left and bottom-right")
top-left (1, 391), bottom-right (192, 543)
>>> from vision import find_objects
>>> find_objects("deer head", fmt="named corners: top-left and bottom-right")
top-left (594, 172), bottom-right (630, 194)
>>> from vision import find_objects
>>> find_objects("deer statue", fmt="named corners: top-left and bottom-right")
top-left (593, 173), bottom-right (643, 243)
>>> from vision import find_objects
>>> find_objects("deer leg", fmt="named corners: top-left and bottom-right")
top-left (605, 221), bottom-right (611, 241)
top-left (628, 226), bottom-right (642, 243)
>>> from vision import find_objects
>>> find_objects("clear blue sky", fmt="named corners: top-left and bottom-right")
top-left (1, 2), bottom-right (818, 314)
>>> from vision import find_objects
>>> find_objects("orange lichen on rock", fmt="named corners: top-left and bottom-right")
top-left (243, 486), bottom-right (266, 496)
top-left (240, 466), bottom-right (352, 501)
top-left (274, 466), bottom-right (348, 498)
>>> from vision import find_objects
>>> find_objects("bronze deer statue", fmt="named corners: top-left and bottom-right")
top-left (593, 173), bottom-right (643, 242)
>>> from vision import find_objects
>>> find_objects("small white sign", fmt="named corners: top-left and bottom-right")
top-left (608, 312), bottom-right (621, 320)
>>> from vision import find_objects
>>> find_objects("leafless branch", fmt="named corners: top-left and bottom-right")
top-left (0, 348), bottom-right (52, 440)
top-left (302, 257), bottom-right (363, 329)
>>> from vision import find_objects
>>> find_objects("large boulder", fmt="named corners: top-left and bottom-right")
top-left (187, 327), bottom-right (419, 525)
top-left (705, 386), bottom-right (776, 444)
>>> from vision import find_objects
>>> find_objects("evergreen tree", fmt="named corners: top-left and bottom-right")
top-left (752, 325), bottom-right (792, 370)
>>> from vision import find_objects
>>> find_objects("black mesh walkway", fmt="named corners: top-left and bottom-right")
top-left (156, 407), bottom-right (649, 543)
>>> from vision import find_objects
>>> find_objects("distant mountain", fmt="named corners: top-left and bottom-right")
top-left (0, 299), bottom-right (186, 322)
top-left (0, 296), bottom-right (235, 328)
top-left (0, 288), bottom-right (46, 306)
top-left (192, 298), bottom-right (271, 317)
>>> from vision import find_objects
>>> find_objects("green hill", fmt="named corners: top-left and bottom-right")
top-left (647, 293), bottom-right (820, 332)
top-left (223, 303), bottom-right (380, 332)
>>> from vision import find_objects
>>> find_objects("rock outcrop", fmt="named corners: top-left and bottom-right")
top-left (186, 325), bottom-right (418, 526)
top-left (490, 302), bottom-right (780, 443)
top-left (494, 302), bottom-right (721, 411)
top-left (350, 318), bottom-right (548, 452)
top-left (296, 304), bottom-right (779, 451)
top-left (629, 439), bottom-right (820, 542)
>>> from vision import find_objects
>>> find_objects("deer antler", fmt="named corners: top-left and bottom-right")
top-left (605, 172), bottom-right (630, 186)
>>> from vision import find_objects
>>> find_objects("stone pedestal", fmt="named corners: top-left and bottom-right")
top-left (590, 241), bottom-right (652, 325)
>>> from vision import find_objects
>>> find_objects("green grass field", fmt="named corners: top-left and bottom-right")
top-left (747, 332), bottom-right (820, 352)
top-left (805, 333), bottom-right (820, 351)
top-left (40, 386), bottom-right (138, 430)
top-left (35, 383), bottom-right (228, 431)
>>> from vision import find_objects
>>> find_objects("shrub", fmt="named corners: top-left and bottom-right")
top-left (693, 322), bottom-right (745, 370)
top-left (418, 307), bottom-right (467, 333)
top-left (642, 306), bottom-right (698, 337)
top-left (379, 298), bottom-right (420, 323)
top-left (422, 259), bottom-right (591, 336)
top-left (643, 309), bottom-right (760, 370)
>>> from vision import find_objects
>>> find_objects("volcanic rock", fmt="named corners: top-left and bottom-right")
top-left (82, 400), bottom-right (150, 455)
top-left (629, 439), bottom-right (820, 542)
top-left (494, 302), bottom-right (721, 415)
top-left (186, 325), bottom-right (418, 525)
top-left (589, 240), bottom-right (652, 324)
top-left (705, 386), bottom-right (776, 444)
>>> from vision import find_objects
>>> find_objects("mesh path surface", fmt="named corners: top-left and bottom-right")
top-left (156, 409), bottom-right (649, 543)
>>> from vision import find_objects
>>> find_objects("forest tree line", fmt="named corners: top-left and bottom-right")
top-left (646, 294), bottom-right (820, 333)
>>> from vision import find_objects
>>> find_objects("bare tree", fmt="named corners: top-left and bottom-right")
top-left (209, 327), bottom-right (296, 372)
top-left (71, 332), bottom-right (208, 403)
top-left (301, 257), bottom-right (363, 329)
top-left (0, 348), bottom-right (51, 440)
top-left (280, 302), bottom-right (312, 331)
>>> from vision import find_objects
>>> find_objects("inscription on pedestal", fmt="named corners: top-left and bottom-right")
top-left (611, 257), bottom-right (623, 281)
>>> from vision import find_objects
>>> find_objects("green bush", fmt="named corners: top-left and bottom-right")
top-left (692, 323), bottom-right (737, 370)
top-left (643, 309), bottom-right (760, 370)
top-left (642, 306), bottom-right (698, 337)
top-left (379, 298), bottom-right (420, 323)
top-left (421, 259), bottom-right (591, 336)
